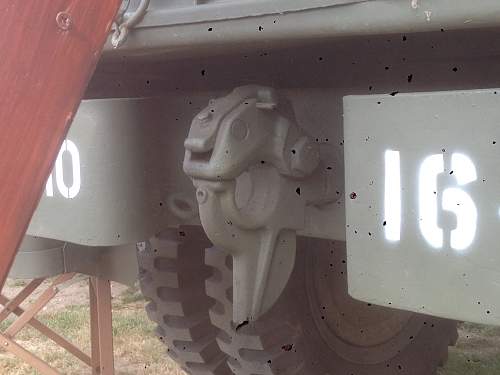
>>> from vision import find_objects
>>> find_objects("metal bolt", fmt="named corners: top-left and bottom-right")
top-left (56, 11), bottom-right (72, 30)
top-left (197, 111), bottom-right (212, 122)
top-left (197, 111), bottom-right (213, 128)
top-left (256, 88), bottom-right (278, 109)
top-left (137, 242), bottom-right (147, 252)
top-left (196, 188), bottom-right (209, 204)
top-left (290, 137), bottom-right (320, 176)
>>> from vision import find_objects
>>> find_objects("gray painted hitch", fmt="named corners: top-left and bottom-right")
top-left (183, 85), bottom-right (338, 323)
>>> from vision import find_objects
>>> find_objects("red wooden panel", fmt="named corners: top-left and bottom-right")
top-left (0, 0), bottom-right (121, 285)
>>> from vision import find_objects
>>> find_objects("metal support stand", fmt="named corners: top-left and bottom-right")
top-left (0, 274), bottom-right (114, 374)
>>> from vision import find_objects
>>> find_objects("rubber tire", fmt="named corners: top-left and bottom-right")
top-left (205, 237), bottom-right (458, 375)
top-left (137, 226), bottom-right (232, 375)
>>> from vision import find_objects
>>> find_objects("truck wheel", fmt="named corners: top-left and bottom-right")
top-left (206, 237), bottom-right (458, 375)
top-left (137, 226), bottom-right (232, 374)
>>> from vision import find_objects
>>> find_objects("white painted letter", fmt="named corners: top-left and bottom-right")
top-left (384, 150), bottom-right (401, 241)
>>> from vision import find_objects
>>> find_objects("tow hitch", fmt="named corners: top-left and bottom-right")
top-left (183, 86), bottom-right (342, 323)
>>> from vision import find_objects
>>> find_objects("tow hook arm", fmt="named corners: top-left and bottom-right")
top-left (183, 85), bottom-right (339, 323)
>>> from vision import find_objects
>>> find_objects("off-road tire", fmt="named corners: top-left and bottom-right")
top-left (206, 237), bottom-right (458, 375)
top-left (137, 226), bottom-right (232, 374)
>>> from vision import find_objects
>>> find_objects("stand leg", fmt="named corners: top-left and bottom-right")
top-left (90, 277), bottom-right (114, 375)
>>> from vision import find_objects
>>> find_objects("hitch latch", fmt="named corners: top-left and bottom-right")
top-left (183, 85), bottom-right (337, 323)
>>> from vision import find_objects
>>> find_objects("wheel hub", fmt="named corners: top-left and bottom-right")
top-left (305, 240), bottom-right (424, 364)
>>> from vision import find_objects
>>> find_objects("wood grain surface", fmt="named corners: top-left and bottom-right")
top-left (0, 1), bottom-right (121, 286)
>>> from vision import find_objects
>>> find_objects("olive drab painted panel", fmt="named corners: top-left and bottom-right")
top-left (103, 0), bottom-right (500, 58)
top-left (344, 89), bottom-right (500, 326)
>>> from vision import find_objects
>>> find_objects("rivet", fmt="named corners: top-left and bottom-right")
top-left (197, 111), bottom-right (212, 121)
top-left (196, 188), bottom-right (209, 204)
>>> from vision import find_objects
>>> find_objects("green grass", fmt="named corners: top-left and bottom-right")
top-left (112, 308), bottom-right (154, 337)
top-left (120, 285), bottom-right (146, 305)
top-left (37, 305), bottom-right (88, 340)
top-left (0, 302), bottom-right (183, 375)
top-left (0, 318), bottom-right (14, 332)
top-left (461, 322), bottom-right (500, 337)
top-left (8, 279), bottom-right (28, 288)
top-left (440, 351), bottom-right (500, 375)
top-left (439, 323), bottom-right (500, 375)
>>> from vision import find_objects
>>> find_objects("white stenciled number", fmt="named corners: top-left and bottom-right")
top-left (441, 153), bottom-right (477, 251)
top-left (385, 151), bottom-right (477, 251)
top-left (418, 153), bottom-right (477, 251)
top-left (45, 140), bottom-right (81, 199)
top-left (384, 150), bottom-right (401, 242)
top-left (418, 154), bottom-right (445, 248)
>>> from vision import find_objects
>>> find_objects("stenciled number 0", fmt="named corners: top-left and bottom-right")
top-left (45, 140), bottom-right (81, 199)
top-left (384, 150), bottom-right (477, 252)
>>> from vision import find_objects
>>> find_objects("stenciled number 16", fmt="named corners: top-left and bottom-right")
top-left (384, 150), bottom-right (477, 252)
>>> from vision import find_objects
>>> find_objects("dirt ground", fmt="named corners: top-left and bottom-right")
top-left (0, 278), bottom-right (499, 375)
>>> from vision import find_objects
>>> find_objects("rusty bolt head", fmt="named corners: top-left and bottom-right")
top-left (56, 11), bottom-right (72, 30)
top-left (290, 136), bottom-right (320, 177)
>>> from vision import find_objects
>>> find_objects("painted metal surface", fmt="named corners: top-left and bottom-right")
top-left (183, 86), bottom-right (340, 322)
top-left (27, 97), bottom-right (195, 247)
top-left (27, 92), bottom-right (345, 247)
top-left (9, 237), bottom-right (65, 279)
top-left (24, 24), bottom-right (500, 323)
top-left (344, 88), bottom-right (500, 325)
top-left (126, 0), bottom-right (369, 27)
top-left (9, 236), bottom-right (138, 286)
top-left (102, 0), bottom-right (500, 58)
top-left (111, 0), bottom-right (150, 48)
